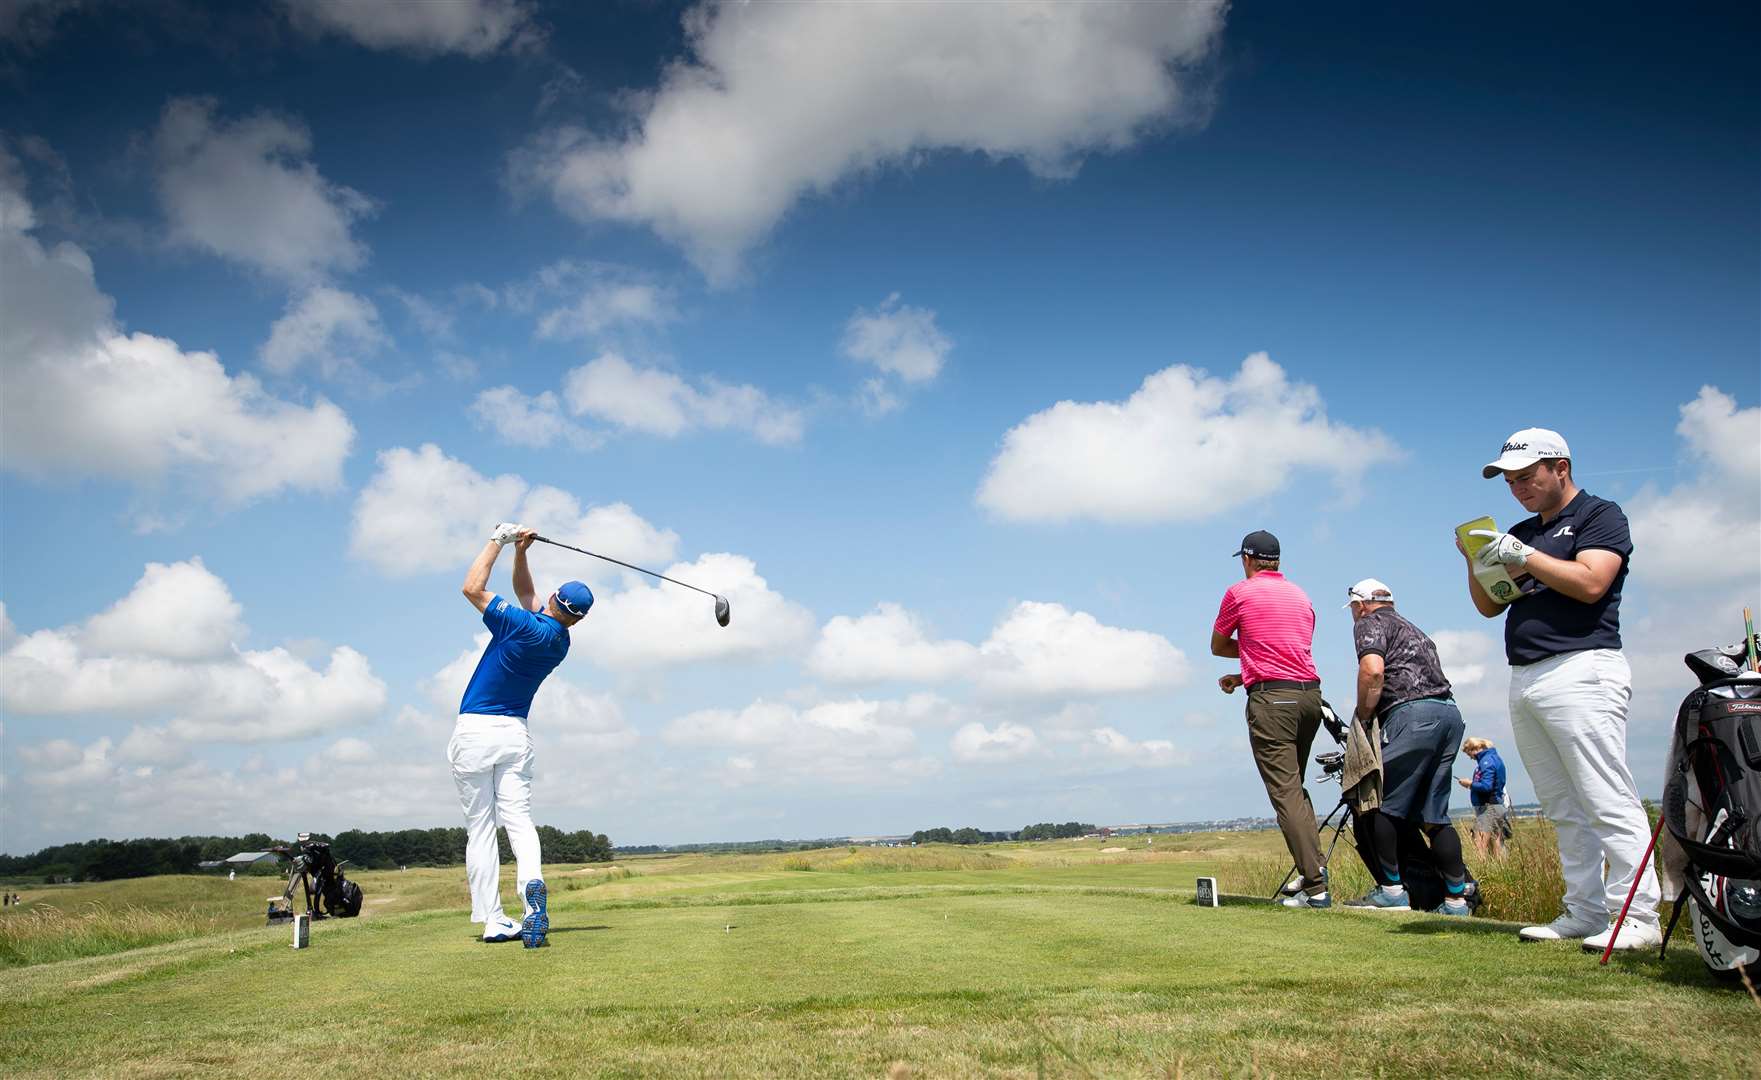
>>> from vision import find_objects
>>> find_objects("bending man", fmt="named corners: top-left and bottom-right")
top-left (452, 522), bottom-right (594, 948)
top-left (1341, 579), bottom-right (1471, 916)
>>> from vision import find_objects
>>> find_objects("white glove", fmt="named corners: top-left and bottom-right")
top-left (1468, 528), bottom-right (1532, 568)
top-left (490, 522), bottom-right (524, 546)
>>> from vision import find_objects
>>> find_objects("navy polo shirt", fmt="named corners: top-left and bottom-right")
top-left (458, 594), bottom-right (571, 718)
top-left (1501, 491), bottom-right (1631, 665)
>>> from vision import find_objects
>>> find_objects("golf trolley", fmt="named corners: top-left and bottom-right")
top-left (1270, 742), bottom-right (1355, 901)
top-left (265, 833), bottom-right (363, 925)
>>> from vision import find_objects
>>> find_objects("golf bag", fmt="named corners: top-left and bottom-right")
top-left (304, 840), bottom-right (364, 918)
top-left (1659, 640), bottom-right (1761, 975)
top-left (275, 838), bottom-right (364, 919)
top-left (1351, 811), bottom-right (1484, 913)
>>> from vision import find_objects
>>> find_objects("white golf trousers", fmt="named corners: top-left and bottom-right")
top-left (1508, 648), bottom-right (1661, 925)
top-left (448, 714), bottom-right (543, 924)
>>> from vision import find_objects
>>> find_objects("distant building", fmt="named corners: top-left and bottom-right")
top-left (196, 860), bottom-right (225, 871)
top-left (224, 851), bottom-right (277, 867)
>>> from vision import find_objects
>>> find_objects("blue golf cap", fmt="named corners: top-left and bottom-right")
top-left (554, 581), bottom-right (594, 619)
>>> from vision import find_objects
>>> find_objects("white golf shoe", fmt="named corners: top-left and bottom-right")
top-left (1518, 912), bottom-right (1606, 942)
top-left (1582, 917), bottom-right (1663, 953)
top-left (482, 915), bottom-right (521, 942)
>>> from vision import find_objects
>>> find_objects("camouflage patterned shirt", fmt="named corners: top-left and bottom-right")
top-left (1353, 606), bottom-right (1452, 714)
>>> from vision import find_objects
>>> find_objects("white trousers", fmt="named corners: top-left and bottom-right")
top-left (448, 714), bottom-right (543, 924)
top-left (1508, 648), bottom-right (1661, 925)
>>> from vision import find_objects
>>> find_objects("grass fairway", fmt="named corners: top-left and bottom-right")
top-left (2, 839), bottom-right (1756, 1078)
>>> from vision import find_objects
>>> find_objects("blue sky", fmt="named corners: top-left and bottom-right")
top-left (1, 1), bottom-right (1756, 853)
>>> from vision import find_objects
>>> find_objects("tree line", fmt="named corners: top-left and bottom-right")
top-left (907, 822), bottom-right (1097, 844)
top-left (0, 825), bottom-right (613, 883)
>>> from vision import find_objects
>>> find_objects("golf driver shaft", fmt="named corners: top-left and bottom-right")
top-left (532, 535), bottom-right (719, 600)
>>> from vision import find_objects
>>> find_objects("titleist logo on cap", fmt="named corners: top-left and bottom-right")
top-left (1503, 441), bottom-right (1528, 452)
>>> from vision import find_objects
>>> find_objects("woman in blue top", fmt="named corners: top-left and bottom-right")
top-left (1458, 737), bottom-right (1510, 858)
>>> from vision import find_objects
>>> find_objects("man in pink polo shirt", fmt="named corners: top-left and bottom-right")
top-left (1211, 530), bottom-right (1330, 908)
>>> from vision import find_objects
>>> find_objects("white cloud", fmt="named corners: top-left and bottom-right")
top-left (1084, 726), bottom-right (1189, 768)
top-left (807, 602), bottom-right (978, 684)
top-left (0, 169), bottom-right (355, 503)
top-left (282, 0), bottom-right (541, 57)
top-left (1432, 629), bottom-right (1496, 691)
top-left (322, 737), bottom-right (376, 764)
top-left (578, 553), bottom-right (817, 669)
top-left (469, 386), bottom-right (600, 450)
top-left (512, 2), bottom-right (1226, 281)
top-left (387, 287), bottom-right (456, 341)
top-left (978, 353), bottom-right (1399, 524)
top-left (0, 560), bottom-right (386, 743)
top-left (152, 97), bottom-right (373, 283)
top-left (1628, 386), bottom-right (1760, 589)
top-left (842, 293), bottom-right (951, 384)
top-left (81, 557), bottom-right (245, 661)
top-left (6, 733), bottom-right (463, 853)
top-left (536, 281), bottom-right (676, 342)
top-left (663, 694), bottom-right (935, 787)
top-left (951, 721), bottom-right (1041, 764)
top-left (348, 443), bottom-right (678, 583)
top-left (561, 352), bottom-right (802, 446)
top-left (805, 599), bottom-right (1186, 701)
top-left (259, 286), bottom-right (389, 377)
top-left (0, 0), bottom-right (79, 49)
top-left (116, 725), bottom-right (185, 767)
top-left (974, 601), bottom-right (1188, 699)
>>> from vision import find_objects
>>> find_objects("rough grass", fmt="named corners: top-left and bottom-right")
top-left (1208, 817), bottom-right (1584, 925)
top-left (0, 902), bottom-right (227, 967)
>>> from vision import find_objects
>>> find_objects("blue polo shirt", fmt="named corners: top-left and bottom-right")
top-left (1502, 491), bottom-right (1631, 665)
top-left (458, 594), bottom-right (571, 719)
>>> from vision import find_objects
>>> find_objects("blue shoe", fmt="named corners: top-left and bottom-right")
top-left (1432, 897), bottom-right (1472, 917)
top-left (1281, 890), bottom-right (1331, 909)
top-left (521, 879), bottom-right (548, 948)
top-left (1344, 886), bottom-right (1411, 911)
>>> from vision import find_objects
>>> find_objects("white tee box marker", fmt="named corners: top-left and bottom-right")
top-left (292, 913), bottom-right (311, 949)
top-left (1196, 877), bottom-right (1219, 908)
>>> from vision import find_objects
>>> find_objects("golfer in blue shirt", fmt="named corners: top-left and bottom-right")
top-left (451, 522), bottom-right (592, 948)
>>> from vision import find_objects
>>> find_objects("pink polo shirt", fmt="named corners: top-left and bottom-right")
top-left (1213, 571), bottom-right (1319, 687)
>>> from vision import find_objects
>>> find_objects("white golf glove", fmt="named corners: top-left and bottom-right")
top-left (1468, 528), bottom-right (1533, 568)
top-left (490, 522), bottom-right (524, 546)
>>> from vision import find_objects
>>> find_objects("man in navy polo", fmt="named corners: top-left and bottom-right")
top-left (1463, 428), bottom-right (1660, 951)
top-left (452, 522), bottom-right (593, 948)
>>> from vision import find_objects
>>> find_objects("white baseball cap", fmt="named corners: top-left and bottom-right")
top-left (1482, 427), bottom-right (1571, 478)
top-left (1344, 578), bottom-right (1395, 607)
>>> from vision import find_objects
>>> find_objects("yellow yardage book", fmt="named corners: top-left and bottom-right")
top-left (1456, 516), bottom-right (1521, 606)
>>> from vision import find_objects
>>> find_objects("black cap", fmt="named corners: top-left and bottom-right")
top-left (1232, 530), bottom-right (1280, 559)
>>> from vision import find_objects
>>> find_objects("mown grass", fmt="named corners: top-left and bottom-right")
top-left (0, 869), bottom-right (1754, 1079)
top-left (4, 830), bottom-right (1751, 1078)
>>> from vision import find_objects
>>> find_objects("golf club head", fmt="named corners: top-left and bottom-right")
top-left (714, 595), bottom-right (731, 627)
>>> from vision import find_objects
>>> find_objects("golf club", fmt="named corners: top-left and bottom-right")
top-left (532, 535), bottom-right (731, 627)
